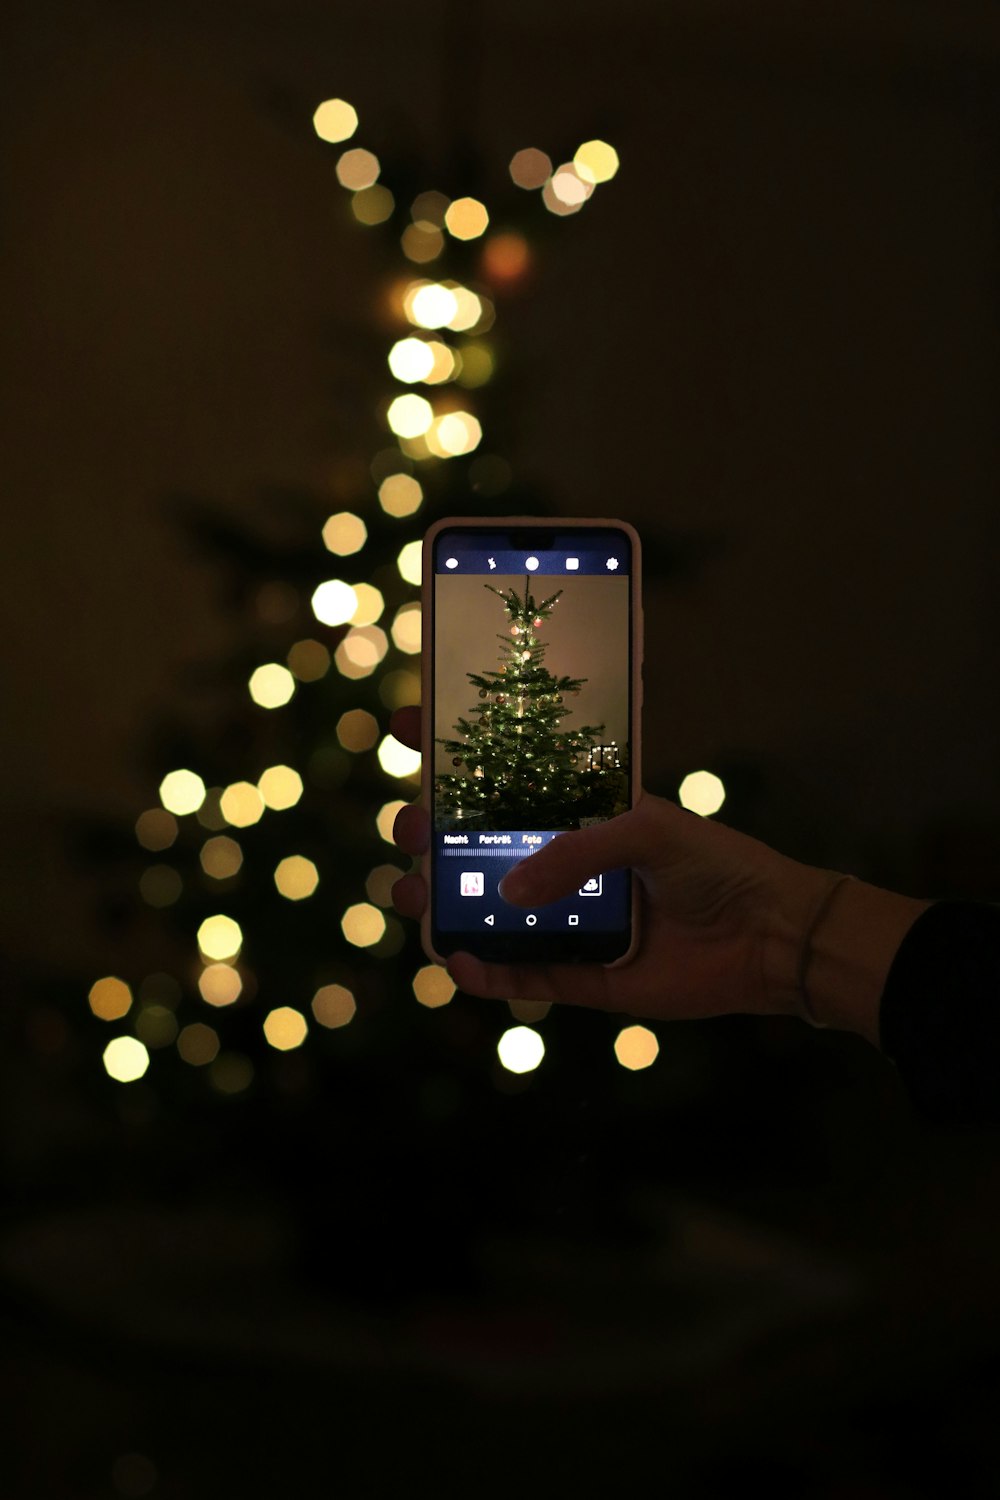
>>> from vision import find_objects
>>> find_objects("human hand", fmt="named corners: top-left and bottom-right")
top-left (389, 706), bottom-right (843, 1026)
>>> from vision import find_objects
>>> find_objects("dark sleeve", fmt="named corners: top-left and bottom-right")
top-left (879, 901), bottom-right (1000, 1125)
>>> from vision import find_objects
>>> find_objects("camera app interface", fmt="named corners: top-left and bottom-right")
top-left (433, 528), bottom-right (631, 937)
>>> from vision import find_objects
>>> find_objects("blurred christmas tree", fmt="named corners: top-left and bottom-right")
top-left (437, 576), bottom-right (627, 829)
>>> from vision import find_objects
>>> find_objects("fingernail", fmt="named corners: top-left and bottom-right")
top-left (498, 871), bottom-right (530, 903)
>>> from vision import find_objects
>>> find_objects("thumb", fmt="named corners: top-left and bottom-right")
top-left (498, 811), bottom-right (649, 908)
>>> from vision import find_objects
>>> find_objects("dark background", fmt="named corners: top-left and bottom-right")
top-left (3, 2), bottom-right (1000, 1497)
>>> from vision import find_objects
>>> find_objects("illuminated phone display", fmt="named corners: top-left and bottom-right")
top-left (426, 521), bottom-right (639, 964)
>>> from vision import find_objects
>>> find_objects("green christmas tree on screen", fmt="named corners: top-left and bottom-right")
top-left (436, 576), bottom-right (628, 830)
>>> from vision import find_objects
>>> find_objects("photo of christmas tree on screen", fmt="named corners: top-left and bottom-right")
top-left (435, 574), bottom-right (629, 831)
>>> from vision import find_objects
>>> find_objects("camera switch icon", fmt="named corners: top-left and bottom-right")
top-left (579, 875), bottom-right (602, 896)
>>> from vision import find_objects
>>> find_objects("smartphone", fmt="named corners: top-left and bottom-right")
top-left (421, 516), bottom-right (642, 966)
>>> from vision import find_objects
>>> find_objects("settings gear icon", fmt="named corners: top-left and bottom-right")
top-left (605, 557), bottom-right (619, 571)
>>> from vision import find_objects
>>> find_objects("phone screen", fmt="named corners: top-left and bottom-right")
top-left (429, 522), bottom-right (638, 963)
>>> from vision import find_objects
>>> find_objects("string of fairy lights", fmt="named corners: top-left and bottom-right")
top-left (88, 95), bottom-right (726, 1092)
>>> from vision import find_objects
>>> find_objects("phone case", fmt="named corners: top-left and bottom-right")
top-left (419, 516), bottom-right (642, 969)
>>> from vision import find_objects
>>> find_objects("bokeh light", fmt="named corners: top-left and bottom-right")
top-left (411, 190), bottom-right (449, 225)
top-left (135, 1004), bottom-right (178, 1048)
top-left (313, 97), bottom-right (358, 143)
top-left (350, 583), bottom-right (385, 627)
top-left (444, 196), bottom-right (489, 240)
top-left (614, 1024), bottom-right (660, 1070)
top-left (322, 511), bottom-right (367, 555)
top-left (574, 139), bottom-right (619, 184)
top-left (337, 708), bottom-right (380, 752)
top-left (376, 799), bottom-right (408, 843)
top-left (178, 1022), bottom-right (219, 1067)
top-left (447, 286), bottom-right (486, 333)
top-left (401, 222), bottom-right (444, 263)
top-left (480, 232), bottom-right (530, 283)
top-left (89, 976), bottom-right (132, 1022)
top-left (497, 1026), bottom-right (545, 1074)
top-left (312, 983), bottom-right (356, 1029)
top-left (412, 965), bottom-right (455, 1009)
top-left (423, 341), bottom-right (458, 384)
top-left (508, 999), bottom-right (551, 1023)
top-left (264, 1006), bottom-right (308, 1051)
top-left (388, 338), bottom-right (435, 383)
top-left (342, 902), bottom-right (386, 947)
top-left (428, 411), bottom-right (482, 457)
top-left (249, 663), bottom-right (296, 709)
top-left (135, 808), bottom-right (178, 851)
top-left (197, 914), bottom-right (243, 962)
top-left (139, 864), bottom-right (183, 908)
top-left (543, 164), bottom-right (593, 216)
top-left (199, 963), bottom-right (243, 1007)
top-left (103, 1036), bottom-right (149, 1083)
top-left (407, 283), bottom-right (459, 330)
top-left (159, 769), bottom-right (206, 817)
top-left (258, 764), bottom-right (304, 810)
top-left (274, 854), bottom-right (319, 900)
top-left (678, 770), bottom-right (726, 816)
top-left (378, 473), bottom-right (423, 518)
top-left (336, 147), bottom-right (380, 190)
top-left (456, 343), bottom-right (493, 388)
top-left (396, 540), bottom-right (422, 585)
top-left (210, 1053), bottom-right (254, 1094)
top-left (390, 602), bottom-right (421, 654)
top-left (219, 781), bottom-right (265, 828)
top-left (387, 393), bottom-right (434, 438)
top-left (377, 734), bottom-right (421, 779)
top-left (200, 835), bottom-right (243, 880)
top-left (287, 639), bottom-right (331, 681)
top-left (351, 185), bottom-right (394, 225)
top-left (378, 667), bottom-right (420, 710)
top-left (509, 147), bottom-right (552, 189)
top-left (196, 789), bottom-right (227, 831)
top-left (312, 579), bottom-right (359, 626)
top-left (366, 863), bottom-right (404, 906)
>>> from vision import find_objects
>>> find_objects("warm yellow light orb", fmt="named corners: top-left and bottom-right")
top-left (411, 190), bottom-right (449, 225)
top-left (322, 511), bottom-right (367, 556)
top-left (376, 799), bottom-right (408, 843)
top-left (159, 769), bottom-right (206, 817)
top-left (444, 196), bottom-right (489, 240)
top-left (387, 393), bottom-right (434, 438)
top-left (423, 341), bottom-right (457, 384)
top-left (614, 1024), bottom-right (660, 1071)
top-left (378, 473), bottom-right (424, 518)
top-left (103, 1036), bottom-right (149, 1083)
top-left (249, 663), bottom-right (296, 709)
top-left (200, 834), bottom-right (243, 880)
top-left (509, 147), bottom-right (552, 189)
top-left (366, 863), bottom-right (404, 907)
top-left (287, 638), bottom-right (330, 681)
top-left (274, 854), bottom-right (319, 901)
top-left (219, 781), bottom-right (265, 828)
top-left (178, 1022), bottom-right (220, 1067)
top-left (351, 185), bottom-right (394, 224)
top-left (551, 164), bottom-right (593, 207)
top-left (312, 983), bottom-right (357, 1029)
top-left (342, 902), bottom-right (386, 948)
top-left (396, 540), bottom-right (422, 585)
top-left (350, 583), bottom-right (385, 626)
top-left (432, 411), bottom-right (482, 457)
top-left (337, 708), bottom-right (380, 753)
top-left (412, 965), bottom-right (455, 1009)
top-left (89, 975), bottom-right (133, 1022)
top-left (388, 338), bottom-right (435, 384)
top-left (678, 770), bottom-right (726, 817)
top-left (336, 147), bottom-right (380, 191)
top-left (312, 97), bottom-right (358, 143)
top-left (445, 286), bottom-right (484, 332)
top-left (497, 1026), bottom-right (545, 1074)
top-left (574, 139), bottom-right (619, 184)
top-left (377, 735), bottom-right (421, 779)
top-left (263, 1006), bottom-right (309, 1051)
top-left (257, 764), bottom-right (303, 811)
top-left (135, 808), bottom-right (178, 851)
top-left (335, 626), bottom-right (388, 680)
top-left (311, 579), bottom-right (358, 626)
top-left (408, 283), bottom-right (459, 329)
top-left (197, 914), bottom-right (243, 962)
top-left (401, 222), bottom-right (444, 263)
top-left (198, 963), bottom-right (243, 1007)
top-left (135, 1004), bottom-right (178, 1049)
top-left (390, 602), bottom-right (421, 654)
top-left (456, 343), bottom-right (494, 388)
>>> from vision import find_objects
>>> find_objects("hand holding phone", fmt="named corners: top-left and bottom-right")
top-left (421, 517), bottom-right (642, 966)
